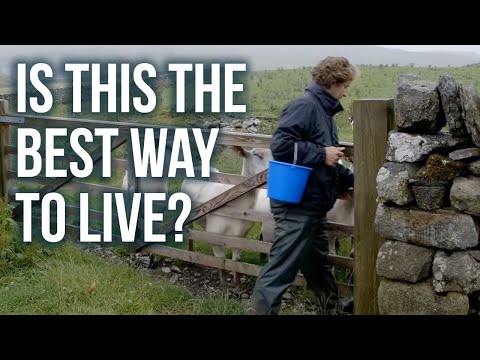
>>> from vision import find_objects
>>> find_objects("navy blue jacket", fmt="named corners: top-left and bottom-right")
top-left (270, 81), bottom-right (354, 215)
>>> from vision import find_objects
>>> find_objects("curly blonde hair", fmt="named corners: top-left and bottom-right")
top-left (311, 57), bottom-right (359, 87)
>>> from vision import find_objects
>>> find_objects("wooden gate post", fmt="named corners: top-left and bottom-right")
top-left (353, 99), bottom-right (395, 315)
top-left (0, 100), bottom-right (9, 200)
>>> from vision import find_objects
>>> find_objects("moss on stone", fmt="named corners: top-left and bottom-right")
top-left (414, 154), bottom-right (466, 182)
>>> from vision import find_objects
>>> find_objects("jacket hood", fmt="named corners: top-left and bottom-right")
top-left (306, 81), bottom-right (344, 116)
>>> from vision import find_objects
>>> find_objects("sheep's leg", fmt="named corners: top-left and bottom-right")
top-left (212, 244), bottom-right (227, 286)
top-left (231, 248), bottom-right (242, 285)
top-left (218, 270), bottom-right (226, 286)
top-left (328, 236), bottom-right (337, 256)
top-left (327, 236), bottom-right (337, 276)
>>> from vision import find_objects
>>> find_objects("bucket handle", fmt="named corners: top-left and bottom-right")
top-left (293, 142), bottom-right (298, 165)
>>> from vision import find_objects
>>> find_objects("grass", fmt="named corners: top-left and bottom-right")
top-left (0, 240), bottom-right (346, 315)
top-left (334, 237), bottom-right (354, 285)
top-left (2, 193), bottom-right (248, 315)
top-left (0, 193), bottom-right (306, 315)
top-left (0, 242), bottom-right (246, 315)
top-left (1, 205), bottom-right (352, 315)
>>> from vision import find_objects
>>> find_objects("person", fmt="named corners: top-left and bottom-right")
top-left (247, 56), bottom-right (359, 315)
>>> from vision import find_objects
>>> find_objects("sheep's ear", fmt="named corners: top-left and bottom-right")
top-left (231, 146), bottom-right (253, 158)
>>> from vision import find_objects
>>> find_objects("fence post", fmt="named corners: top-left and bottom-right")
top-left (0, 100), bottom-right (9, 200)
top-left (126, 133), bottom-right (139, 251)
top-left (353, 98), bottom-right (395, 315)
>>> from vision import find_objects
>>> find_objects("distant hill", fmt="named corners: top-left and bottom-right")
top-left (237, 45), bottom-right (480, 69)
top-left (0, 45), bottom-right (479, 83)
top-left (215, 45), bottom-right (480, 69)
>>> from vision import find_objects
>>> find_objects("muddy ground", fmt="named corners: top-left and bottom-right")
top-left (85, 246), bottom-right (323, 314)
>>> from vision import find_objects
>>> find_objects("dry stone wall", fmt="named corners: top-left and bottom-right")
top-left (374, 74), bottom-right (480, 315)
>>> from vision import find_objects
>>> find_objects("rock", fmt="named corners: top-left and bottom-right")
top-left (378, 278), bottom-right (469, 315)
top-left (449, 147), bottom-right (480, 161)
top-left (450, 176), bottom-right (480, 216)
top-left (433, 251), bottom-right (480, 294)
top-left (468, 160), bottom-right (480, 176)
top-left (161, 267), bottom-right (171, 274)
top-left (171, 265), bottom-right (182, 274)
top-left (459, 84), bottom-right (480, 147)
top-left (438, 75), bottom-right (469, 137)
top-left (170, 273), bottom-right (180, 284)
top-left (394, 74), bottom-right (446, 134)
top-left (376, 241), bottom-right (435, 283)
top-left (376, 162), bottom-right (419, 205)
top-left (386, 131), bottom-right (471, 163)
top-left (374, 204), bottom-right (480, 250)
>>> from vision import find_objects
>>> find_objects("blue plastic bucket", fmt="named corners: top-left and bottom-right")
top-left (267, 160), bottom-right (312, 204)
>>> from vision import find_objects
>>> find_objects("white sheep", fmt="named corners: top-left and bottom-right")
top-left (181, 147), bottom-right (272, 285)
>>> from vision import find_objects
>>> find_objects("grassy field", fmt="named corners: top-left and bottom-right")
top-left (0, 242), bottom-right (247, 315)
top-left (1, 193), bottom-right (318, 315)
top-left (2, 64), bottom-right (477, 314)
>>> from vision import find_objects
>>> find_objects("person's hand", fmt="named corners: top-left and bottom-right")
top-left (325, 146), bottom-right (345, 167)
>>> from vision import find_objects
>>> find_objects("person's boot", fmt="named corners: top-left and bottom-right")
top-left (246, 307), bottom-right (261, 315)
top-left (246, 296), bottom-right (281, 315)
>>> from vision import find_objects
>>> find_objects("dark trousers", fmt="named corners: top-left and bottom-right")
top-left (249, 209), bottom-right (338, 315)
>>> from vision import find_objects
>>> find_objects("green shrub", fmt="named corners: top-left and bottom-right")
top-left (0, 197), bottom-right (19, 273)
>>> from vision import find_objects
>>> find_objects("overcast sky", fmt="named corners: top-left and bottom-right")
top-left (380, 45), bottom-right (480, 54)
top-left (2, 45), bottom-right (480, 74)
